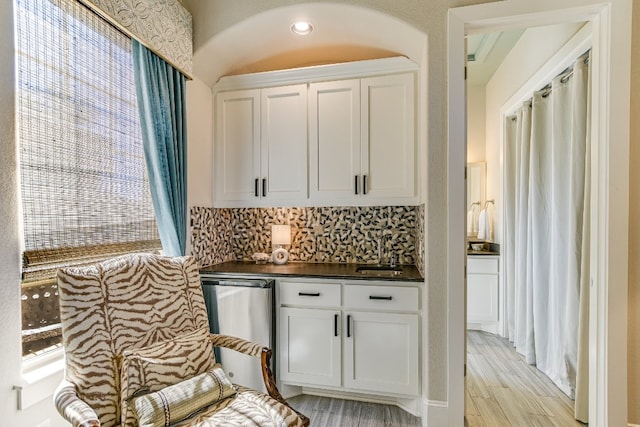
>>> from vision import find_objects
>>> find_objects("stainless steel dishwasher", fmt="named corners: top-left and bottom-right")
top-left (200, 275), bottom-right (275, 393)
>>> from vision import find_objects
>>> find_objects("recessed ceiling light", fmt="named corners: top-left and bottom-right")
top-left (291, 21), bottom-right (313, 35)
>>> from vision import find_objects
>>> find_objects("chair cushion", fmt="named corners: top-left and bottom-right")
top-left (120, 326), bottom-right (215, 426)
top-left (170, 386), bottom-right (306, 427)
top-left (133, 365), bottom-right (236, 427)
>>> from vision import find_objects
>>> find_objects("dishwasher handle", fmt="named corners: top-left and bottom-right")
top-left (202, 278), bottom-right (273, 288)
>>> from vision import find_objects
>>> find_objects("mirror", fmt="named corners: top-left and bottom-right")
top-left (467, 162), bottom-right (486, 238)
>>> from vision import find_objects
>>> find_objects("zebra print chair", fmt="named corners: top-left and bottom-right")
top-left (53, 253), bottom-right (309, 427)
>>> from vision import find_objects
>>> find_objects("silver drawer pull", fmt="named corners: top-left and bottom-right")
top-left (299, 292), bottom-right (321, 297)
top-left (369, 295), bottom-right (393, 301)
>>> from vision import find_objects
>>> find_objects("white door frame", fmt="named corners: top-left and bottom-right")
top-left (447, 1), bottom-right (632, 426)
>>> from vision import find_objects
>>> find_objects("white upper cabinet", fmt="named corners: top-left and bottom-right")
top-left (361, 73), bottom-right (415, 201)
top-left (215, 85), bottom-right (307, 206)
top-left (215, 89), bottom-right (260, 203)
top-left (309, 79), bottom-right (361, 201)
top-left (260, 85), bottom-right (308, 203)
top-left (213, 57), bottom-right (418, 207)
top-left (309, 73), bottom-right (416, 205)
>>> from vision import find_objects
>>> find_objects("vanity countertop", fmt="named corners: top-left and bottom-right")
top-left (467, 241), bottom-right (500, 256)
top-left (467, 250), bottom-right (500, 256)
top-left (200, 261), bottom-right (423, 282)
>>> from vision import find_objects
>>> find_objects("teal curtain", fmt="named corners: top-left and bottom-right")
top-left (132, 40), bottom-right (187, 256)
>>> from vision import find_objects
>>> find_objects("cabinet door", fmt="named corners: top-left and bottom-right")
top-left (261, 85), bottom-right (308, 202)
top-left (279, 307), bottom-right (341, 387)
top-left (467, 273), bottom-right (499, 323)
top-left (343, 311), bottom-right (419, 396)
top-left (361, 73), bottom-right (415, 200)
top-left (215, 89), bottom-right (261, 202)
top-left (308, 79), bottom-right (361, 201)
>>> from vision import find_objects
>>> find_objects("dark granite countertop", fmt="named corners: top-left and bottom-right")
top-left (467, 250), bottom-right (500, 256)
top-left (467, 242), bottom-right (500, 256)
top-left (200, 261), bottom-right (423, 282)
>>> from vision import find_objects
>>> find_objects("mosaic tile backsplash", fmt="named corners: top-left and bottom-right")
top-left (191, 206), bottom-right (425, 275)
top-left (415, 204), bottom-right (425, 275)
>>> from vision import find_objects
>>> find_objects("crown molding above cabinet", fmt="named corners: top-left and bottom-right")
top-left (213, 56), bottom-right (419, 92)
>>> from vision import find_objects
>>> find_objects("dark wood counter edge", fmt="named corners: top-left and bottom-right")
top-left (467, 251), bottom-right (500, 256)
top-left (199, 261), bottom-right (424, 283)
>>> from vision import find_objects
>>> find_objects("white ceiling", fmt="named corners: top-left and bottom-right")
top-left (184, 3), bottom-right (427, 87)
top-left (466, 29), bottom-right (525, 86)
top-left (182, 4), bottom-right (577, 91)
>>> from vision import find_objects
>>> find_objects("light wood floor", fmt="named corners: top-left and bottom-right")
top-left (287, 330), bottom-right (584, 426)
top-left (465, 330), bottom-right (585, 427)
top-left (288, 394), bottom-right (420, 426)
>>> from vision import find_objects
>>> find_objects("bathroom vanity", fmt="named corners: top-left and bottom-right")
top-left (466, 254), bottom-right (499, 334)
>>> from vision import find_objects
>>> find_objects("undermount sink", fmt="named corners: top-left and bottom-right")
top-left (355, 265), bottom-right (403, 277)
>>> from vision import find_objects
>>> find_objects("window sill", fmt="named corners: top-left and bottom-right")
top-left (15, 348), bottom-right (64, 410)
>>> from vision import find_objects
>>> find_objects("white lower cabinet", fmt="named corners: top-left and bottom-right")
top-left (278, 279), bottom-right (420, 398)
top-left (343, 311), bottom-right (419, 395)
top-left (279, 307), bottom-right (341, 387)
top-left (467, 256), bottom-right (499, 333)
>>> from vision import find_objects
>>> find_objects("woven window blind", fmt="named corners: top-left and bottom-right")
top-left (16, 0), bottom-right (161, 283)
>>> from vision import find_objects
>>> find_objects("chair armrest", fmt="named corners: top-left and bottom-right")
top-left (210, 333), bottom-right (265, 358)
top-left (209, 334), bottom-right (310, 427)
top-left (209, 334), bottom-right (278, 399)
top-left (54, 379), bottom-right (100, 427)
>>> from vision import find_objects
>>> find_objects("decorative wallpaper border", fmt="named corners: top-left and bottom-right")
top-left (86, 0), bottom-right (193, 76)
top-left (191, 206), bottom-right (424, 278)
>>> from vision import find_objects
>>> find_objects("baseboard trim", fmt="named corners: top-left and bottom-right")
top-left (279, 383), bottom-right (303, 400)
top-left (300, 386), bottom-right (422, 417)
top-left (422, 398), bottom-right (448, 427)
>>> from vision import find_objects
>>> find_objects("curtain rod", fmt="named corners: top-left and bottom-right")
top-left (538, 49), bottom-right (591, 98)
top-left (506, 49), bottom-right (590, 121)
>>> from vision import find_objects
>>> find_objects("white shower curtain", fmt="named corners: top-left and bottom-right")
top-left (503, 52), bottom-right (590, 422)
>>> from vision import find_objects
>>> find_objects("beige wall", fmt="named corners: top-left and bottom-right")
top-left (467, 84), bottom-right (486, 164)
top-left (186, 76), bottom-right (214, 208)
top-left (183, 0), bottom-right (640, 414)
top-left (628, 1), bottom-right (640, 422)
top-left (182, 0), bottom-right (499, 403)
top-left (0, 1), bottom-right (637, 425)
top-left (0, 0), bottom-right (22, 423)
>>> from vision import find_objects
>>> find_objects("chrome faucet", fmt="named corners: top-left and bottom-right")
top-left (377, 234), bottom-right (390, 266)
top-left (389, 253), bottom-right (397, 268)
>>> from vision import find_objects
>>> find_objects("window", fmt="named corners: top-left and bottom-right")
top-left (16, 0), bottom-right (160, 358)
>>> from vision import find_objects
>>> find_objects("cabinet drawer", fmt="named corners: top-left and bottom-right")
top-left (343, 285), bottom-right (419, 311)
top-left (467, 257), bottom-right (499, 274)
top-left (279, 282), bottom-right (341, 307)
